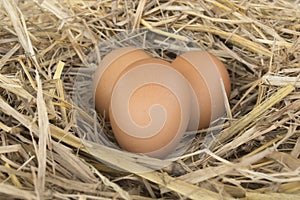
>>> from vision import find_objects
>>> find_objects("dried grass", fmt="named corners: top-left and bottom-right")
top-left (0, 0), bottom-right (300, 199)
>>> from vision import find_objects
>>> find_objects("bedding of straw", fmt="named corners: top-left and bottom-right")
top-left (0, 0), bottom-right (300, 199)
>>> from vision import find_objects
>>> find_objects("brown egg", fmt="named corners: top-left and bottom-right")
top-left (93, 47), bottom-right (151, 119)
top-left (171, 51), bottom-right (231, 130)
top-left (109, 58), bottom-right (192, 158)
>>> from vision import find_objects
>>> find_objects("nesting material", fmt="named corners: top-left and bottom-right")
top-left (0, 0), bottom-right (300, 199)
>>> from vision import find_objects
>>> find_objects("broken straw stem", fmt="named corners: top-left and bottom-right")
top-left (262, 74), bottom-right (300, 88)
top-left (212, 83), bottom-right (295, 152)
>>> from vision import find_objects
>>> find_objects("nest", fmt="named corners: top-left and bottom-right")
top-left (0, 0), bottom-right (300, 199)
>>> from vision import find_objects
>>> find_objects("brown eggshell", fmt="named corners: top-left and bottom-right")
top-left (207, 53), bottom-right (231, 97)
top-left (109, 58), bottom-right (192, 158)
top-left (93, 47), bottom-right (151, 119)
top-left (171, 51), bottom-right (231, 130)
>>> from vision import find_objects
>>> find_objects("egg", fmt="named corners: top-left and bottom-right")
top-left (93, 47), bottom-right (231, 159)
top-left (171, 51), bottom-right (231, 130)
top-left (109, 58), bottom-right (192, 158)
top-left (93, 47), bottom-right (151, 119)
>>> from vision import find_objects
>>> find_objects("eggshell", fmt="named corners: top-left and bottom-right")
top-left (93, 47), bottom-right (151, 119)
top-left (109, 58), bottom-right (192, 158)
top-left (171, 51), bottom-right (231, 130)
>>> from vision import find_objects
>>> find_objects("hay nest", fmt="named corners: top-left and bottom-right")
top-left (1, 0), bottom-right (300, 199)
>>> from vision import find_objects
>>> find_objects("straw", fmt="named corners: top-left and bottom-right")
top-left (0, 0), bottom-right (300, 199)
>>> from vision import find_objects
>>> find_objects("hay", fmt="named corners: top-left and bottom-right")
top-left (0, 0), bottom-right (300, 199)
